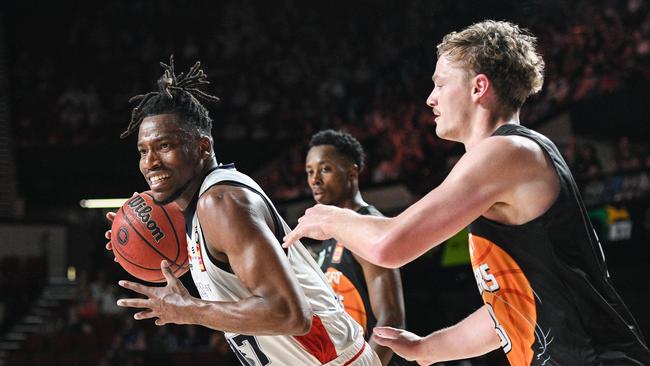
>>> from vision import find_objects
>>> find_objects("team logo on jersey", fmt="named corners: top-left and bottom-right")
top-left (332, 243), bottom-right (344, 263)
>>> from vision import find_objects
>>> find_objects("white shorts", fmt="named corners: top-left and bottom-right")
top-left (325, 338), bottom-right (381, 366)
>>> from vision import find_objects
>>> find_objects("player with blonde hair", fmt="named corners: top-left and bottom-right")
top-left (284, 21), bottom-right (650, 365)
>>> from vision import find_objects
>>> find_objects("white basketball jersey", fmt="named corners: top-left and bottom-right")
top-left (186, 167), bottom-right (378, 366)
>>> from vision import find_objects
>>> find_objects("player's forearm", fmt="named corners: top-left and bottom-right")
top-left (325, 208), bottom-right (440, 268)
top-left (418, 305), bottom-right (501, 363)
top-left (186, 295), bottom-right (312, 336)
top-left (324, 209), bottom-right (396, 266)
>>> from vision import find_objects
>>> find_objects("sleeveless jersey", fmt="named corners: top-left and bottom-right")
top-left (468, 124), bottom-right (650, 365)
top-left (185, 166), bottom-right (379, 366)
top-left (317, 205), bottom-right (382, 337)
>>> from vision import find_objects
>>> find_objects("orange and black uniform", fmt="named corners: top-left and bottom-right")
top-left (469, 124), bottom-right (650, 365)
top-left (318, 205), bottom-right (381, 338)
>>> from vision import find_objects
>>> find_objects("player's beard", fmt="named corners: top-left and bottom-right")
top-left (154, 177), bottom-right (193, 205)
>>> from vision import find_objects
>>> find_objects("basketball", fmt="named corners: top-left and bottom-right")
top-left (111, 191), bottom-right (188, 283)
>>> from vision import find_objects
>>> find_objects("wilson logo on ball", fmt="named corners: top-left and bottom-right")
top-left (117, 226), bottom-right (129, 245)
top-left (128, 195), bottom-right (165, 242)
top-left (111, 191), bottom-right (188, 283)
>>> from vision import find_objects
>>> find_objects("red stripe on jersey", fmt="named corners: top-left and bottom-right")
top-left (293, 315), bottom-right (338, 364)
top-left (344, 341), bottom-right (366, 365)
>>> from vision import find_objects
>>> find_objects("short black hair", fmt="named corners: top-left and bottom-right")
top-left (309, 129), bottom-right (365, 172)
top-left (121, 55), bottom-right (220, 139)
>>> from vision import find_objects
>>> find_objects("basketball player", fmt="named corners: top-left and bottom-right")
top-left (283, 21), bottom-right (650, 365)
top-left (305, 130), bottom-right (405, 366)
top-left (105, 56), bottom-right (380, 365)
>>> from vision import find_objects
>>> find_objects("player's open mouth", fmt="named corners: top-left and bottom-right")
top-left (149, 174), bottom-right (171, 187)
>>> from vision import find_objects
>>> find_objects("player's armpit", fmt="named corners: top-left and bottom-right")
top-left (194, 185), bottom-right (312, 335)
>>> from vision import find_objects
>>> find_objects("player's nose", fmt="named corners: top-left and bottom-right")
top-left (142, 150), bottom-right (162, 170)
top-left (426, 89), bottom-right (437, 108)
top-left (308, 173), bottom-right (322, 187)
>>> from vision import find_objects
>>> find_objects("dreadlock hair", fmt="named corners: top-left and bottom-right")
top-left (121, 55), bottom-right (220, 139)
top-left (309, 129), bottom-right (365, 172)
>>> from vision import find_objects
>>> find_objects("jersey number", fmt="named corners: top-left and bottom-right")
top-left (228, 334), bottom-right (271, 366)
top-left (486, 303), bottom-right (512, 353)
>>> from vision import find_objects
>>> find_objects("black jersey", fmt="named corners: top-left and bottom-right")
top-left (317, 205), bottom-right (382, 339)
top-left (468, 124), bottom-right (650, 365)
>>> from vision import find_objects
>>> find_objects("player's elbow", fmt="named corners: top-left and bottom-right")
top-left (285, 306), bottom-right (312, 335)
top-left (293, 312), bottom-right (313, 336)
top-left (372, 252), bottom-right (401, 269)
top-left (370, 236), bottom-right (404, 268)
top-left (274, 297), bottom-right (312, 335)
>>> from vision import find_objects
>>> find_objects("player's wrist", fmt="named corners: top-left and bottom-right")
top-left (415, 333), bottom-right (439, 364)
top-left (181, 296), bottom-right (209, 326)
top-left (321, 206), bottom-right (346, 238)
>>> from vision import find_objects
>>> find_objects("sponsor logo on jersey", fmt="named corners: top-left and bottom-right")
top-left (192, 226), bottom-right (206, 272)
top-left (332, 243), bottom-right (344, 263)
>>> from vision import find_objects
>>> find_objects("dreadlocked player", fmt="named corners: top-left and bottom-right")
top-left (105, 56), bottom-right (381, 366)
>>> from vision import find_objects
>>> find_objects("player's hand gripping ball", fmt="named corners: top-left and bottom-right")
top-left (111, 191), bottom-right (188, 282)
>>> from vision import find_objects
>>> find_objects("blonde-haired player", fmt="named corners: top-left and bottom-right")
top-left (285, 21), bottom-right (650, 365)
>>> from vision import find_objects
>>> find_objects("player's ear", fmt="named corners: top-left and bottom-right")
top-left (198, 136), bottom-right (213, 160)
top-left (348, 163), bottom-right (359, 180)
top-left (471, 73), bottom-right (490, 101)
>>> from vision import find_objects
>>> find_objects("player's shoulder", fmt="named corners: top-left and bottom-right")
top-left (449, 133), bottom-right (552, 188)
top-left (197, 183), bottom-right (264, 216)
top-left (470, 133), bottom-right (546, 167)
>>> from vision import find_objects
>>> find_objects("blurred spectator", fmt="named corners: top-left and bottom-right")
top-left (574, 143), bottom-right (603, 178)
top-left (121, 318), bottom-right (148, 351)
top-left (149, 326), bottom-right (179, 353)
top-left (178, 326), bottom-right (204, 351)
top-left (90, 270), bottom-right (123, 315)
top-left (612, 136), bottom-right (642, 172)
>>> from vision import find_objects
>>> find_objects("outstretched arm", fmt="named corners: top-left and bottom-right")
top-left (283, 143), bottom-right (499, 267)
top-left (373, 305), bottom-right (502, 365)
top-left (285, 136), bottom-right (553, 268)
top-left (118, 185), bottom-right (313, 336)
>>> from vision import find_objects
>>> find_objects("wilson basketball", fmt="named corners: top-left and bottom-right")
top-left (111, 191), bottom-right (188, 283)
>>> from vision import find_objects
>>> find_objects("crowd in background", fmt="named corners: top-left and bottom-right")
top-left (3, 0), bottom-right (650, 365)
top-left (7, 0), bottom-right (650, 199)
